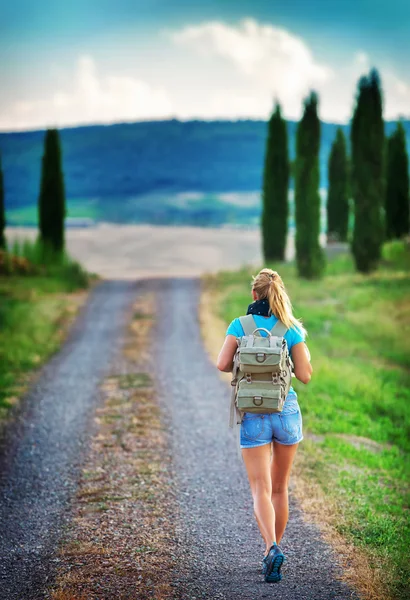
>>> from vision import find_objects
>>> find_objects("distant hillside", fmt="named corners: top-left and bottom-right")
top-left (1, 119), bottom-right (409, 226)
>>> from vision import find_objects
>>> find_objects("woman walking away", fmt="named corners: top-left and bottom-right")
top-left (217, 268), bottom-right (312, 583)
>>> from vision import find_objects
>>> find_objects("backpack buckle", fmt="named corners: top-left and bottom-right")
top-left (246, 373), bottom-right (252, 383)
top-left (256, 353), bottom-right (266, 363)
top-left (253, 396), bottom-right (263, 407)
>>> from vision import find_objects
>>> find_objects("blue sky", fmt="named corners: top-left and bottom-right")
top-left (1, 0), bottom-right (409, 130)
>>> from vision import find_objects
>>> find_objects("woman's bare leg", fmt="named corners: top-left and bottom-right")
top-left (242, 444), bottom-right (275, 554)
top-left (270, 441), bottom-right (299, 544)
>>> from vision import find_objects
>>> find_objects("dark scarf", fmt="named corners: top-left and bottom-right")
top-left (247, 299), bottom-right (271, 317)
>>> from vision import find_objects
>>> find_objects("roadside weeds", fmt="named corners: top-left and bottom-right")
top-left (291, 444), bottom-right (385, 600)
top-left (199, 282), bottom-right (230, 385)
top-left (0, 286), bottom-right (88, 426)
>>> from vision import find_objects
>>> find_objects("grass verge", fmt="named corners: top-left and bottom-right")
top-left (0, 242), bottom-right (90, 419)
top-left (49, 295), bottom-right (176, 600)
top-left (201, 240), bottom-right (410, 600)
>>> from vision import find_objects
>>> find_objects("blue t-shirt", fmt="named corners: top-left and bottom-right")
top-left (226, 314), bottom-right (305, 398)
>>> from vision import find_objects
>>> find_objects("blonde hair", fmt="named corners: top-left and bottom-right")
top-left (251, 268), bottom-right (307, 337)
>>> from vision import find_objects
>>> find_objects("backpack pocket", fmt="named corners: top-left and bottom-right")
top-left (236, 382), bottom-right (284, 414)
top-left (238, 346), bottom-right (282, 374)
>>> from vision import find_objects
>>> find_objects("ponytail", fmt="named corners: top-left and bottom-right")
top-left (251, 268), bottom-right (307, 337)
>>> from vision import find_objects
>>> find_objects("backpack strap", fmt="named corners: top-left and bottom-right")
top-left (270, 319), bottom-right (288, 337)
top-left (240, 315), bottom-right (288, 338)
top-left (239, 315), bottom-right (256, 336)
top-left (229, 350), bottom-right (240, 428)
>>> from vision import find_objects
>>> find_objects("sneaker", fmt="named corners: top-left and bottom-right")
top-left (262, 555), bottom-right (268, 575)
top-left (264, 543), bottom-right (285, 583)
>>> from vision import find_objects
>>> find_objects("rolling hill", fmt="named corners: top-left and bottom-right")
top-left (1, 119), bottom-right (409, 226)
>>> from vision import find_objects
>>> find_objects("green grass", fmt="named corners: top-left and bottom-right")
top-left (0, 241), bottom-right (90, 415)
top-left (5, 238), bottom-right (89, 288)
top-left (207, 241), bottom-right (410, 600)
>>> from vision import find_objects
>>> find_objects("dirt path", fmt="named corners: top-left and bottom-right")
top-left (153, 278), bottom-right (358, 599)
top-left (0, 281), bottom-right (137, 600)
top-left (0, 278), bottom-right (358, 599)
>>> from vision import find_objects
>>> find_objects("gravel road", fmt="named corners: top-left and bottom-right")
top-left (0, 277), bottom-right (359, 600)
top-left (154, 278), bottom-right (358, 600)
top-left (0, 281), bottom-right (136, 600)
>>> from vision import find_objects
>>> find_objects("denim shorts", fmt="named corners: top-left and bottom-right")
top-left (240, 394), bottom-right (303, 449)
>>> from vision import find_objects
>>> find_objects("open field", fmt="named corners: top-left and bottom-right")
top-left (6, 225), bottom-right (330, 279)
top-left (203, 241), bottom-right (410, 600)
top-left (2, 120), bottom-right (409, 221)
top-left (6, 224), bottom-right (262, 278)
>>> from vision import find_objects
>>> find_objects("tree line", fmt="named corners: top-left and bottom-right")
top-left (262, 68), bottom-right (410, 276)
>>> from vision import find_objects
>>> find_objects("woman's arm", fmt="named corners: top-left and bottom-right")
top-left (217, 335), bottom-right (238, 372)
top-left (291, 342), bottom-right (313, 384)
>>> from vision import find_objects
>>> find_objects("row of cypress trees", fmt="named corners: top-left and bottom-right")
top-left (0, 129), bottom-right (66, 254)
top-left (262, 68), bottom-right (410, 277)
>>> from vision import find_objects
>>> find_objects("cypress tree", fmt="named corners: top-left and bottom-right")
top-left (262, 102), bottom-right (290, 261)
top-left (38, 129), bottom-right (66, 252)
top-left (351, 69), bottom-right (385, 272)
top-left (386, 122), bottom-right (409, 239)
top-left (294, 92), bottom-right (325, 278)
top-left (0, 152), bottom-right (5, 249)
top-left (327, 128), bottom-right (349, 242)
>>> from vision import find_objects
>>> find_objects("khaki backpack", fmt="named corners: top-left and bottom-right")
top-left (229, 315), bottom-right (292, 428)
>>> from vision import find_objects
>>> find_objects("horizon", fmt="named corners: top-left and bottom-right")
top-left (1, 114), bottom-right (409, 137)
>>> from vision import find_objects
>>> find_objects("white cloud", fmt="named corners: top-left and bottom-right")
top-left (170, 19), bottom-right (332, 118)
top-left (383, 72), bottom-right (410, 119)
top-left (170, 21), bottom-right (410, 122)
top-left (172, 19), bottom-right (331, 83)
top-left (0, 56), bottom-right (174, 131)
top-left (1, 19), bottom-right (409, 130)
